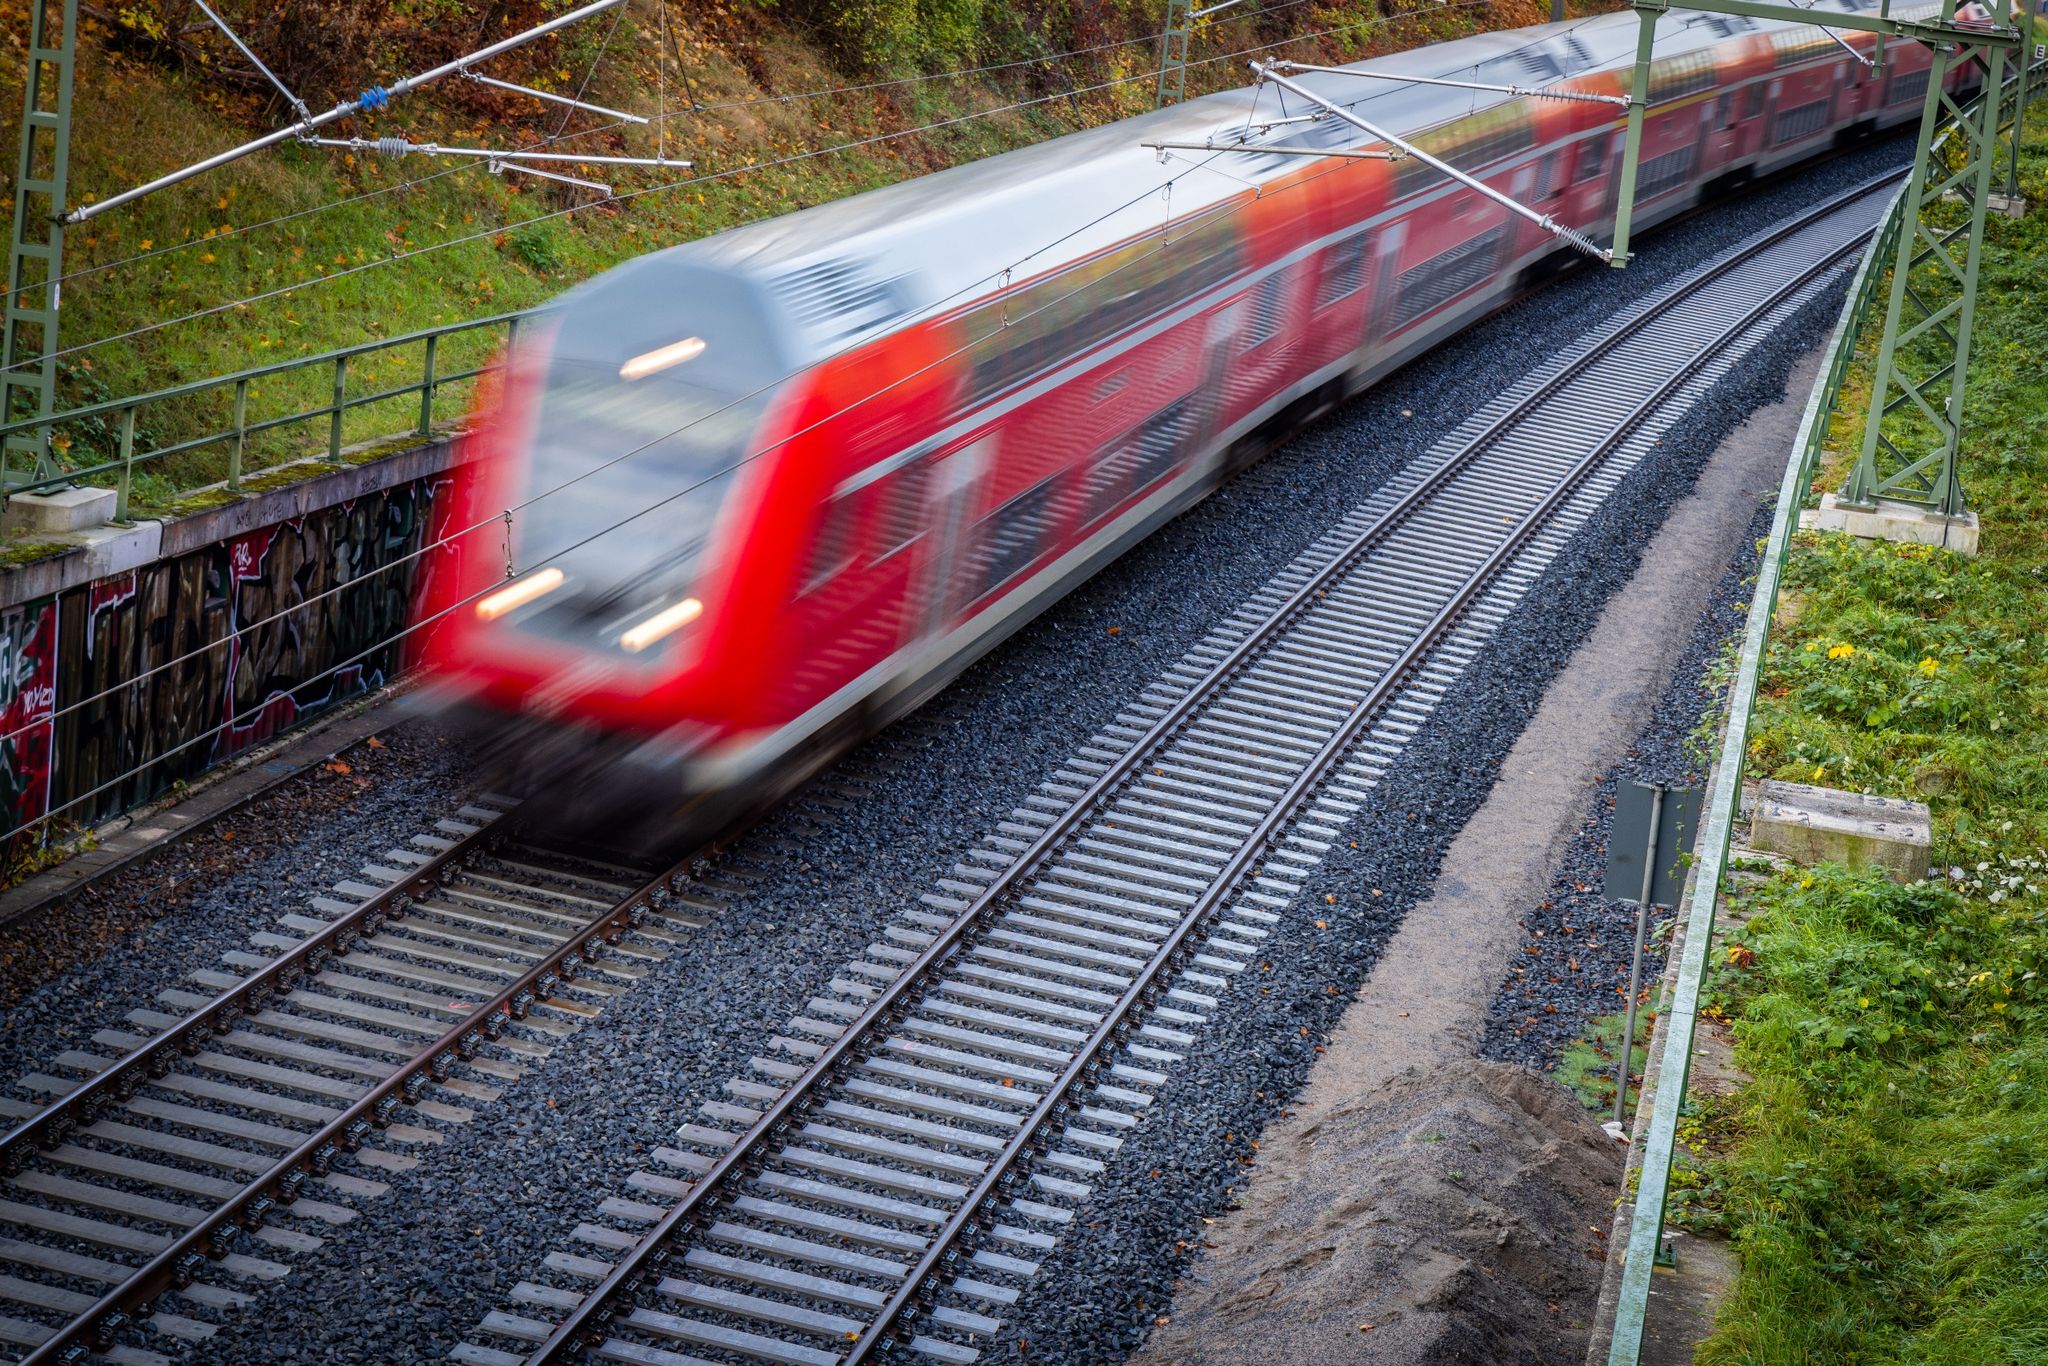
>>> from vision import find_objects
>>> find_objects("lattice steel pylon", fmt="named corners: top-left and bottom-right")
top-left (1158, 0), bottom-right (1195, 107)
top-left (1844, 0), bottom-right (2015, 513)
top-left (1613, 0), bottom-right (2022, 520)
top-left (2, 0), bottom-right (76, 489)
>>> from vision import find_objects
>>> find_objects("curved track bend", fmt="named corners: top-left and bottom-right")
top-left (447, 175), bottom-right (1903, 1366)
top-left (1, 809), bottom-right (737, 1366)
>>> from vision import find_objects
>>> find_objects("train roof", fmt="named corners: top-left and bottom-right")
top-left (561, 0), bottom-right (1898, 365)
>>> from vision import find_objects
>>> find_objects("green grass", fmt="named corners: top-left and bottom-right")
top-left (0, 0), bottom-right (1604, 515)
top-left (0, 539), bottom-right (69, 566)
top-left (1694, 112), bottom-right (2048, 1365)
top-left (1555, 1005), bottom-right (1654, 1113)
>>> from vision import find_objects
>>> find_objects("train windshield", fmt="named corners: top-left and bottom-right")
top-left (505, 261), bottom-right (788, 646)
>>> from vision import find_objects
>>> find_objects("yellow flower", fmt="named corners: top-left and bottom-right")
top-left (1858, 997), bottom-right (1870, 1008)
top-left (1918, 657), bottom-right (1939, 676)
top-left (1827, 643), bottom-right (1856, 660)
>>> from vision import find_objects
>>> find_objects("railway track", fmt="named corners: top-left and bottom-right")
top-left (0, 805), bottom-right (746, 1365)
top-left (450, 176), bottom-right (1900, 1366)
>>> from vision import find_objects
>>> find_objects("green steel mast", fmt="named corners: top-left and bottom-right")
top-left (2, 0), bottom-right (77, 488)
top-left (1612, 0), bottom-right (2022, 517)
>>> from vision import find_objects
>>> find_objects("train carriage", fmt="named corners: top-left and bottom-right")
top-left (424, 0), bottom-right (1957, 832)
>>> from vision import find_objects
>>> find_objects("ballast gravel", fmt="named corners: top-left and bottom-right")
top-left (44, 135), bottom-right (1909, 1366)
top-left (985, 293), bottom-right (1848, 1366)
top-left (0, 721), bottom-right (476, 1092)
top-left (1478, 496), bottom-right (1774, 1078)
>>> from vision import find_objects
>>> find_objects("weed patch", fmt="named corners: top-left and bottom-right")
top-left (1698, 112), bottom-right (2048, 1364)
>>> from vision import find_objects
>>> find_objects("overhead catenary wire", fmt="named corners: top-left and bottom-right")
top-left (65, 0), bottom-right (635, 224)
top-left (0, 0), bottom-right (1629, 777)
top-left (189, 0), bottom-right (310, 121)
top-left (16, 0), bottom-right (1514, 377)
top-left (0, 0), bottom-right (1637, 840)
top-left (44, 0), bottom-right (1274, 292)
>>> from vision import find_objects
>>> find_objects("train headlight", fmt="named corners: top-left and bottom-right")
top-left (620, 597), bottom-right (704, 653)
top-left (619, 337), bottom-right (706, 381)
top-left (476, 567), bottom-right (566, 621)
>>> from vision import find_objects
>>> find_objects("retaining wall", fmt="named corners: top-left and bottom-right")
top-left (0, 437), bottom-right (471, 845)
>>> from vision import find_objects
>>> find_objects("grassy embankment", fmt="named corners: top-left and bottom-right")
top-left (1689, 112), bottom-right (2048, 1363)
top-left (0, 0), bottom-right (1589, 517)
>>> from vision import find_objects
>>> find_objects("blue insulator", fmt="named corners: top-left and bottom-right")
top-left (358, 85), bottom-right (390, 111)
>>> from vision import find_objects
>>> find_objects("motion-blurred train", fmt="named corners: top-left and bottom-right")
top-left (423, 2), bottom-right (1965, 832)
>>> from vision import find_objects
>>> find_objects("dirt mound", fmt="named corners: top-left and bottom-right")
top-left (1137, 1059), bottom-right (1619, 1366)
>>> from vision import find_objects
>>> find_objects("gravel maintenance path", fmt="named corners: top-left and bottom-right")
top-left (1130, 338), bottom-right (1827, 1366)
top-left (4, 134), bottom-right (1910, 1366)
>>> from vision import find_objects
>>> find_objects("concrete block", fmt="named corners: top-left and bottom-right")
top-left (1749, 780), bottom-right (1931, 882)
top-left (1942, 189), bottom-right (2029, 220)
top-left (1811, 491), bottom-right (1980, 556)
top-left (2, 485), bottom-right (117, 534)
top-left (69, 519), bottom-right (163, 582)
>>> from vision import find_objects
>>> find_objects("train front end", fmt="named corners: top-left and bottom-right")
top-left (422, 254), bottom-right (793, 842)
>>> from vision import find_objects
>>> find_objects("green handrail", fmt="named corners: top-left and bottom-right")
top-left (0, 307), bottom-right (539, 518)
top-left (1603, 55), bottom-right (2041, 1366)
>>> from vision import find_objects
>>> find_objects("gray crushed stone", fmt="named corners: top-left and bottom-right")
top-left (55, 135), bottom-right (1910, 1365)
top-left (1478, 496), bottom-right (1773, 1076)
top-left (0, 721), bottom-right (476, 1093)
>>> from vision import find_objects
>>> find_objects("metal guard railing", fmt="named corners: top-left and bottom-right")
top-left (0, 309), bottom-right (536, 520)
top-left (1603, 54), bottom-right (2042, 1366)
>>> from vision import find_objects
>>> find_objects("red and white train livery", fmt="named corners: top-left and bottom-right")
top-left (425, 1), bottom-right (1956, 824)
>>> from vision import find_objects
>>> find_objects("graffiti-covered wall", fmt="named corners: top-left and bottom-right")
top-left (0, 469), bottom-right (456, 847)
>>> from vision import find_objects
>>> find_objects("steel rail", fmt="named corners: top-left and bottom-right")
top-left (527, 172), bottom-right (1903, 1364)
top-left (855, 188), bottom-right (1893, 1363)
top-left (1602, 53), bottom-right (2048, 1366)
top-left (0, 808), bottom-right (512, 1172)
top-left (15, 816), bottom-right (713, 1365)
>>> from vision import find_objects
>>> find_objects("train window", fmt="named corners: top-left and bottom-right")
top-left (1532, 150), bottom-right (1565, 201)
top-left (1575, 134), bottom-right (1610, 184)
top-left (1082, 433), bottom-right (1144, 527)
top-left (1315, 234), bottom-right (1369, 309)
top-left (1744, 83), bottom-right (1766, 119)
top-left (1390, 224), bottom-right (1507, 330)
top-left (1716, 92), bottom-right (1737, 129)
top-left (1647, 51), bottom-right (1717, 104)
top-left (1131, 398), bottom-right (1197, 490)
top-left (960, 210), bottom-right (1244, 406)
top-left (871, 462), bottom-right (928, 563)
top-left (1394, 100), bottom-right (1535, 197)
top-left (1246, 273), bottom-right (1287, 348)
top-left (1082, 398), bottom-right (1199, 527)
top-left (800, 492), bottom-right (861, 596)
top-left (1772, 99), bottom-right (1830, 145)
top-left (970, 476), bottom-right (1061, 600)
top-left (1886, 68), bottom-right (1930, 106)
top-left (1638, 146), bottom-right (1699, 199)
top-left (1773, 30), bottom-right (1838, 67)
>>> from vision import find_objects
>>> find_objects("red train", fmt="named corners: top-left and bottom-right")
top-left (424, 2), bottom-right (1954, 832)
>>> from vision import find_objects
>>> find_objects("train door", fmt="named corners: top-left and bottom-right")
top-left (1364, 220), bottom-right (1408, 350)
top-left (921, 436), bottom-right (992, 639)
top-left (1199, 298), bottom-right (1245, 463)
top-left (1707, 89), bottom-right (1742, 168)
